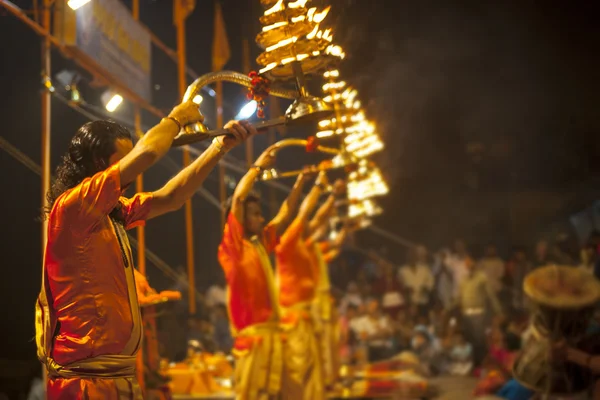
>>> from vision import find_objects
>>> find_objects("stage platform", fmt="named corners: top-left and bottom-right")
top-left (172, 375), bottom-right (478, 400)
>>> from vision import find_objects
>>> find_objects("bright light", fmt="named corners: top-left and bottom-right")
top-left (235, 100), bottom-right (257, 119)
top-left (67, 0), bottom-right (91, 10)
top-left (192, 94), bottom-right (203, 104)
top-left (102, 92), bottom-right (123, 112)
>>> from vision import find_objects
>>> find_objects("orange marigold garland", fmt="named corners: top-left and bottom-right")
top-left (306, 135), bottom-right (318, 152)
top-left (247, 71), bottom-right (270, 118)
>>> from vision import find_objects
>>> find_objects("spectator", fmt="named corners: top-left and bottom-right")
top-left (503, 247), bottom-right (533, 312)
top-left (457, 258), bottom-right (503, 366)
top-left (205, 275), bottom-right (227, 308)
top-left (477, 244), bottom-right (505, 296)
top-left (533, 239), bottom-right (554, 268)
top-left (352, 299), bottom-right (394, 362)
top-left (398, 245), bottom-right (434, 315)
top-left (445, 330), bottom-right (473, 376)
top-left (339, 282), bottom-right (364, 315)
top-left (432, 248), bottom-right (454, 309)
top-left (211, 304), bottom-right (233, 353)
top-left (373, 260), bottom-right (404, 317)
top-left (447, 240), bottom-right (472, 300)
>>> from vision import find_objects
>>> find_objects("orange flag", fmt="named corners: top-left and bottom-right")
top-left (173, 0), bottom-right (196, 24)
top-left (212, 1), bottom-right (231, 71)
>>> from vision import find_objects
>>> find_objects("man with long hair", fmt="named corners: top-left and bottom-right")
top-left (35, 101), bottom-right (255, 399)
top-left (217, 154), bottom-right (306, 400)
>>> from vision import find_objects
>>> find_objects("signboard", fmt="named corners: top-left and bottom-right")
top-left (55, 0), bottom-right (152, 102)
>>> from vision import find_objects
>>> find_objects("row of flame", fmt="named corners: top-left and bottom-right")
top-left (258, 0), bottom-right (345, 74)
top-left (257, 1), bottom-right (388, 228)
top-left (317, 70), bottom-right (389, 226)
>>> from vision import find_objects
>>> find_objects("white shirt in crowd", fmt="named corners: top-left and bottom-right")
top-left (339, 293), bottom-right (364, 315)
top-left (351, 315), bottom-right (392, 347)
top-left (397, 264), bottom-right (434, 305)
top-left (477, 256), bottom-right (505, 294)
top-left (205, 284), bottom-right (227, 308)
top-left (445, 254), bottom-right (470, 299)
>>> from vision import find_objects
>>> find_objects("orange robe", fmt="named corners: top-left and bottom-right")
top-left (217, 213), bottom-right (282, 400)
top-left (276, 218), bottom-right (324, 400)
top-left (310, 241), bottom-right (340, 389)
top-left (35, 163), bottom-right (152, 400)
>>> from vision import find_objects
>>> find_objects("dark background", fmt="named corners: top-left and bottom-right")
top-left (1, 0), bottom-right (599, 364)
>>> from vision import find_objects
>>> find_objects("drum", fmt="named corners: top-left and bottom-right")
top-left (513, 265), bottom-right (600, 396)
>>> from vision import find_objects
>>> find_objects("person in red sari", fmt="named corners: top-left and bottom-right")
top-left (35, 101), bottom-right (254, 400)
top-left (217, 154), bottom-right (306, 400)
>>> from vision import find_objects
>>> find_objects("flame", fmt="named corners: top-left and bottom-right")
top-left (322, 81), bottom-right (346, 91)
top-left (264, 0), bottom-right (284, 16)
top-left (316, 130), bottom-right (334, 138)
top-left (347, 168), bottom-right (389, 201)
top-left (262, 21), bottom-right (288, 32)
top-left (288, 0), bottom-right (308, 8)
top-left (291, 15), bottom-right (306, 23)
top-left (266, 36), bottom-right (298, 52)
top-left (324, 69), bottom-right (339, 78)
top-left (311, 6), bottom-right (330, 23)
top-left (258, 62), bottom-right (278, 74)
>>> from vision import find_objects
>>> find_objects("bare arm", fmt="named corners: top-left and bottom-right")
top-left (119, 102), bottom-right (202, 188)
top-left (148, 121), bottom-right (254, 219)
top-left (566, 348), bottom-right (600, 374)
top-left (308, 195), bottom-right (335, 236)
top-left (231, 150), bottom-right (275, 225)
top-left (297, 171), bottom-right (328, 229)
top-left (270, 173), bottom-right (309, 236)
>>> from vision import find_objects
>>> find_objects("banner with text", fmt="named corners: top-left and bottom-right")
top-left (56, 0), bottom-right (151, 102)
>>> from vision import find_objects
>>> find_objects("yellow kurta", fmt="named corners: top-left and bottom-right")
top-left (276, 218), bottom-right (324, 400)
top-left (310, 242), bottom-right (340, 389)
top-left (218, 213), bottom-right (283, 400)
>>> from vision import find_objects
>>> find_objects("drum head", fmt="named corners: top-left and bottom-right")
top-left (524, 265), bottom-right (600, 309)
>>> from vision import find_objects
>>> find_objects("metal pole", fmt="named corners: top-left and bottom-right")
top-left (41, 0), bottom-right (51, 263)
top-left (131, 0), bottom-right (146, 394)
top-left (177, 10), bottom-right (196, 316)
top-left (40, 1), bottom-right (51, 397)
top-left (217, 81), bottom-right (226, 227)
top-left (242, 38), bottom-right (253, 167)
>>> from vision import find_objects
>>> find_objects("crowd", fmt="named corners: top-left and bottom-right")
top-left (331, 235), bottom-right (600, 397)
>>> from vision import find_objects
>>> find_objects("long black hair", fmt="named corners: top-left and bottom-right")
top-left (45, 120), bottom-right (132, 216)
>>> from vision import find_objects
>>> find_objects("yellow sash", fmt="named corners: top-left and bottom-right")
top-left (229, 238), bottom-right (283, 398)
top-left (35, 217), bottom-right (143, 379)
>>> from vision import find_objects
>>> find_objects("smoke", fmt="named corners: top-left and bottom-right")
top-left (329, 0), bottom-right (600, 248)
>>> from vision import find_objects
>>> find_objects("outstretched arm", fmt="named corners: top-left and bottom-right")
top-left (308, 195), bottom-right (335, 236)
top-left (297, 171), bottom-right (328, 229)
top-left (269, 172), bottom-right (310, 236)
top-left (229, 151), bottom-right (274, 225)
top-left (148, 121), bottom-right (254, 219)
top-left (119, 102), bottom-right (203, 188)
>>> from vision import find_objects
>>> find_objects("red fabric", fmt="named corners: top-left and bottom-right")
top-left (218, 213), bottom-right (279, 332)
top-left (276, 217), bottom-right (318, 307)
top-left (44, 162), bottom-right (152, 366)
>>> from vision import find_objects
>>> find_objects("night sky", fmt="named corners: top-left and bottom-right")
top-left (1, 0), bottom-right (599, 362)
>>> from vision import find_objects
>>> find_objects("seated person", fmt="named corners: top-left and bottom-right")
top-left (445, 330), bottom-right (473, 376)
